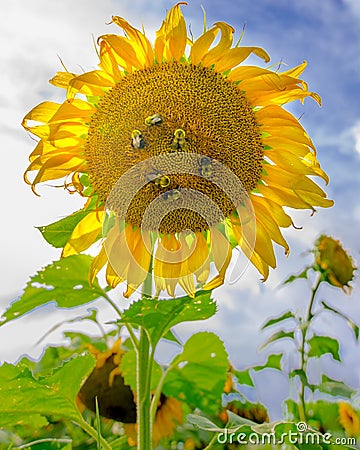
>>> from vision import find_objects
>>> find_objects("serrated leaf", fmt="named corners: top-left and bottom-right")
top-left (1, 255), bottom-right (106, 325)
top-left (319, 375), bottom-right (355, 398)
top-left (233, 369), bottom-right (254, 387)
top-left (120, 349), bottom-right (162, 393)
top-left (259, 330), bottom-right (295, 351)
top-left (253, 354), bottom-right (283, 372)
top-left (0, 412), bottom-right (48, 428)
top-left (164, 332), bottom-right (228, 414)
top-left (307, 336), bottom-right (341, 362)
top-left (36, 210), bottom-right (90, 248)
top-left (262, 311), bottom-right (296, 329)
top-left (0, 355), bottom-right (95, 424)
top-left (116, 291), bottom-right (216, 346)
top-left (321, 301), bottom-right (359, 341)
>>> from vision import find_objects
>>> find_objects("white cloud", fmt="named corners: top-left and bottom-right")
top-left (351, 120), bottom-right (360, 156)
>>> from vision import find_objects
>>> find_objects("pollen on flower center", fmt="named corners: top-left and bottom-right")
top-left (85, 62), bottom-right (263, 233)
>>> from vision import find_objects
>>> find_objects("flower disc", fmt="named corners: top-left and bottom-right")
top-left (86, 62), bottom-right (263, 233)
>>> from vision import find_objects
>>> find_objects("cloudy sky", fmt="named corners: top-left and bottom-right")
top-left (1, 0), bottom-right (359, 419)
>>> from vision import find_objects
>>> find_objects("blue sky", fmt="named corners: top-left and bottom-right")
top-left (0, 0), bottom-right (359, 419)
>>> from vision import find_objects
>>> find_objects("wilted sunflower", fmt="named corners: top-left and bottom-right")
top-left (77, 340), bottom-right (183, 446)
top-left (315, 235), bottom-right (356, 293)
top-left (23, 3), bottom-right (333, 297)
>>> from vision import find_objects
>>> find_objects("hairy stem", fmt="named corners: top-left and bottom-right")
top-left (136, 268), bottom-right (154, 449)
top-left (298, 274), bottom-right (322, 422)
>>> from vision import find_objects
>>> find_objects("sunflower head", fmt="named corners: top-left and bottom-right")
top-left (77, 340), bottom-right (137, 423)
top-left (315, 235), bottom-right (356, 293)
top-left (338, 402), bottom-right (360, 437)
top-left (23, 3), bottom-right (333, 297)
top-left (77, 340), bottom-right (182, 445)
top-left (220, 400), bottom-right (269, 424)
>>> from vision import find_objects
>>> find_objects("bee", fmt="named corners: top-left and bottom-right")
top-left (161, 189), bottom-right (181, 202)
top-left (198, 156), bottom-right (212, 177)
top-left (145, 113), bottom-right (163, 126)
top-left (131, 129), bottom-right (145, 149)
top-left (171, 128), bottom-right (186, 150)
top-left (146, 171), bottom-right (170, 188)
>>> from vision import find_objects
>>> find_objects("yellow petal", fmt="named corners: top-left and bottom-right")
top-left (187, 232), bottom-right (210, 283)
top-left (264, 165), bottom-right (327, 196)
top-left (154, 234), bottom-right (182, 297)
top-left (49, 71), bottom-right (77, 89)
top-left (62, 210), bottom-right (104, 256)
top-left (50, 99), bottom-right (95, 123)
top-left (106, 225), bottom-right (138, 281)
top-left (250, 195), bottom-right (292, 228)
top-left (214, 46), bottom-right (270, 73)
top-left (201, 22), bottom-right (234, 67)
top-left (111, 16), bottom-right (154, 67)
top-left (89, 245), bottom-right (108, 286)
top-left (203, 227), bottom-right (232, 290)
top-left (230, 214), bottom-right (269, 280)
top-left (155, 3), bottom-right (187, 62)
top-left (252, 197), bottom-right (289, 253)
top-left (106, 262), bottom-right (122, 288)
top-left (22, 101), bottom-right (59, 128)
top-left (190, 26), bottom-right (219, 65)
top-left (99, 34), bottom-right (143, 72)
top-left (67, 70), bottom-right (115, 99)
top-left (125, 230), bottom-right (152, 293)
top-left (28, 154), bottom-right (86, 190)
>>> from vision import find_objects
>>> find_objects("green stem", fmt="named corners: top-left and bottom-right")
top-left (204, 433), bottom-right (219, 450)
top-left (78, 418), bottom-right (112, 450)
top-left (136, 267), bottom-right (154, 449)
top-left (137, 327), bottom-right (152, 450)
top-left (15, 439), bottom-right (72, 449)
top-left (150, 363), bottom-right (173, 423)
top-left (298, 274), bottom-right (322, 422)
top-left (103, 293), bottom-right (139, 350)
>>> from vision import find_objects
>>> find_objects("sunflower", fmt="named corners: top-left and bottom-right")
top-left (23, 3), bottom-right (333, 297)
top-left (315, 235), bottom-right (356, 293)
top-left (77, 340), bottom-right (183, 446)
top-left (338, 402), bottom-right (360, 438)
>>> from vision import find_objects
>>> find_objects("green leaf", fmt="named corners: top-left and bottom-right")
top-left (290, 369), bottom-right (309, 386)
top-left (253, 354), bottom-right (283, 372)
top-left (259, 330), bottom-right (295, 351)
top-left (262, 311), bottom-right (296, 329)
top-left (116, 291), bottom-right (216, 347)
top-left (36, 209), bottom-right (90, 248)
top-left (0, 412), bottom-right (48, 428)
top-left (307, 336), bottom-right (341, 362)
top-left (1, 255), bottom-right (106, 325)
top-left (318, 374), bottom-right (355, 398)
top-left (233, 369), bottom-right (254, 387)
top-left (283, 267), bottom-right (311, 285)
top-left (164, 332), bottom-right (228, 414)
top-left (187, 413), bottom-right (223, 432)
top-left (120, 349), bottom-right (162, 393)
top-left (0, 355), bottom-right (95, 424)
top-left (321, 301), bottom-right (359, 341)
